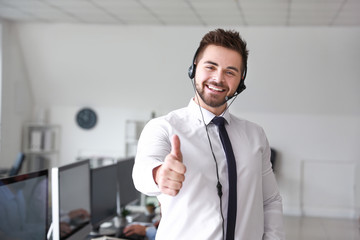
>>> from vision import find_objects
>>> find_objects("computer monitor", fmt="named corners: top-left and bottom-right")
top-left (52, 160), bottom-right (92, 240)
top-left (0, 169), bottom-right (48, 240)
top-left (90, 164), bottom-right (118, 232)
top-left (117, 157), bottom-right (141, 209)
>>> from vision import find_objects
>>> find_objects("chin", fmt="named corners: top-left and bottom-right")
top-left (204, 97), bottom-right (227, 108)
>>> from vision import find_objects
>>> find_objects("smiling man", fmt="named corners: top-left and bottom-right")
top-left (194, 44), bottom-right (243, 115)
top-left (133, 29), bottom-right (284, 240)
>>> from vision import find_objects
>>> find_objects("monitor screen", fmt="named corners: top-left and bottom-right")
top-left (117, 157), bottom-right (141, 209)
top-left (52, 160), bottom-right (92, 240)
top-left (0, 169), bottom-right (48, 240)
top-left (90, 164), bottom-right (118, 231)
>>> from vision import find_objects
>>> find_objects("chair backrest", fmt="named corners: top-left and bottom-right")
top-left (8, 153), bottom-right (26, 177)
top-left (270, 148), bottom-right (277, 171)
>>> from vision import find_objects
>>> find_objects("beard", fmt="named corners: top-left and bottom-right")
top-left (195, 81), bottom-right (227, 108)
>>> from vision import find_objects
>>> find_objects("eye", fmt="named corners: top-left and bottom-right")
top-left (226, 70), bottom-right (236, 76)
top-left (206, 65), bottom-right (215, 70)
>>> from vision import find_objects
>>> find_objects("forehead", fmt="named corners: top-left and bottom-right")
top-left (197, 45), bottom-right (243, 68)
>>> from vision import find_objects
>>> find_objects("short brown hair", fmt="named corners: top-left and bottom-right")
top-left (197, 29), bottom-right (249, 74)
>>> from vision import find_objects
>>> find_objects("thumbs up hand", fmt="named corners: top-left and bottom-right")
top-left (153, 135), bottom-right (186, 196)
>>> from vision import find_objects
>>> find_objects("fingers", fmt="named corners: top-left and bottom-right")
top-left (154, 134), bottom-right (186, 196)
top-left (157, 164), bottom-right (185, 195)
top-left (123, 224), bottom-right (146, 236)
top-left (165, 154), bottom-right (186, 175)
top-left (123, 225), bottom-right (134, 236)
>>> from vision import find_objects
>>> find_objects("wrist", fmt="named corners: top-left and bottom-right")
top-left (152, 165), bottom-right (161, 185)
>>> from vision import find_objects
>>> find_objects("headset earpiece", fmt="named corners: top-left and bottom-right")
top-left (188, 48), bottom-right (200, 80)
top-left (236, 66), bottom-right (247, 94)
top-left (188, 47), bottom-right (247, 94)
top-left (188, 64), bottom-right (195, 79)
top-left (236, 81), bottom-right (246, 94)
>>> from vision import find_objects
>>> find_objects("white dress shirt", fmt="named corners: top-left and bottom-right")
top-left (133, 99), bottom-right (284, 240)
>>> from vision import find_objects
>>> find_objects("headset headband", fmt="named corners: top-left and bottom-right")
top-left (188, 47), bottom-right (247, 94)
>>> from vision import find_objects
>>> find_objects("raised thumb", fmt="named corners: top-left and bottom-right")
top-left (171, 134), bottom-right (182, 161)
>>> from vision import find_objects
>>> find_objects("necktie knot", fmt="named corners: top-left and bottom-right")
top-left (212, 116), bottom-right (226, 127)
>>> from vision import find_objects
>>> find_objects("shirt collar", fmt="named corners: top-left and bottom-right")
top-left (188, 98), bottom-right (231, 126)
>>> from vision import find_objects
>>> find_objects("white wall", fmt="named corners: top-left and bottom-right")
top-left (2, 23), bottom-right (360, 218)
top-left (0, 20), bottom-right (33, 168)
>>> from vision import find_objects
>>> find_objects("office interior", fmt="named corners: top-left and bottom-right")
top-left (0, 1), bottom-right (360, 239)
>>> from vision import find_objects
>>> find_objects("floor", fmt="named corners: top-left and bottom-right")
top-left (284, 216), bottom-right (360, 240)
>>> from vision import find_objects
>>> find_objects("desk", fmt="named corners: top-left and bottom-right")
top-left (88, 212), bottom-right (156, 240)
top-left (91, 237), bottom-right (127, 240)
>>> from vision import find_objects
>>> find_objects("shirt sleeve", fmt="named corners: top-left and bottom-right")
top-left (145, 226), bottom-right (157, 240)
top-left (132, 119), bottom-right (171, 196)
top-left (262, 131), bottom-right (285, 240)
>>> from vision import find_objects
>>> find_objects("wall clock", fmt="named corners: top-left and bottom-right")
top-left (76, 108), bottom-right (97, 129)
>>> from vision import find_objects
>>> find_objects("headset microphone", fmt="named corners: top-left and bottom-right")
top-left (188, 47), bottom-right (247, 97)
top-left (188, 45), bottom-right (247, 240)
top-left (189, 46), bottom-right (248, 240)
top-left (225, 92), bottom-right (238, 101)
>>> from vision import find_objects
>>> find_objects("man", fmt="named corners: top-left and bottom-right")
top-left (133, 29), bottom-right (284, 239)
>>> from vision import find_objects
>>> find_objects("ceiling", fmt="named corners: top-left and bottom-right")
top-left (0, 0), bottom-right (359, 27)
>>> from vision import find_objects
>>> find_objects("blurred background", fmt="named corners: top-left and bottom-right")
top-left (0, 0), bottom-right (359, 233)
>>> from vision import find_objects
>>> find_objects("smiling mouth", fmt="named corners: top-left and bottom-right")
top-left (207, 85), bottom-right (225, 92)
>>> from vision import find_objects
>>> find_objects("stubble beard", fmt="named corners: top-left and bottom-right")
top-left (195, 81), bottom-right (227, 108)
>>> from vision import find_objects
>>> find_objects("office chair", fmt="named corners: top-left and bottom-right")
top-left (270, 148), bottom-right (277, 172)
top-left (8, 153), bottom-right (26, 177)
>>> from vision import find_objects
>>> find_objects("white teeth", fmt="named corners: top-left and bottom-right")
top-left (208, 85), bottom-right (224, 92)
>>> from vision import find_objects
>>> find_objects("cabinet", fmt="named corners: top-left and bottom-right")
top-left (22, 124), bottom-right (60, 171)
top-left (125, 120), bottom-right (145, 157)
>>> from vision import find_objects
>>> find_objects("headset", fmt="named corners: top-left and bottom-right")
top-left (188, 47), bottom-right (247, 98)
top-left (188, 45), bottom-right (247, 240)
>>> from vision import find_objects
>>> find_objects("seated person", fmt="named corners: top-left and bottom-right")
top-left (60, 208), bottom-right (90, 238)
top-left (123, 220), bottom-right (159, 240)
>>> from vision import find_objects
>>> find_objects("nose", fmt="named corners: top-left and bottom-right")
top-left (212, 70), bottom-right (225, 83)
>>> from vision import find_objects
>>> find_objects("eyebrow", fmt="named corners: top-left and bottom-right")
top-left (204, 61), bottom-right (240, 73)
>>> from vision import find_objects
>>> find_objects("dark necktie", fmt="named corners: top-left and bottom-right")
top-left (212, 116), bottom-right (237, 240)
